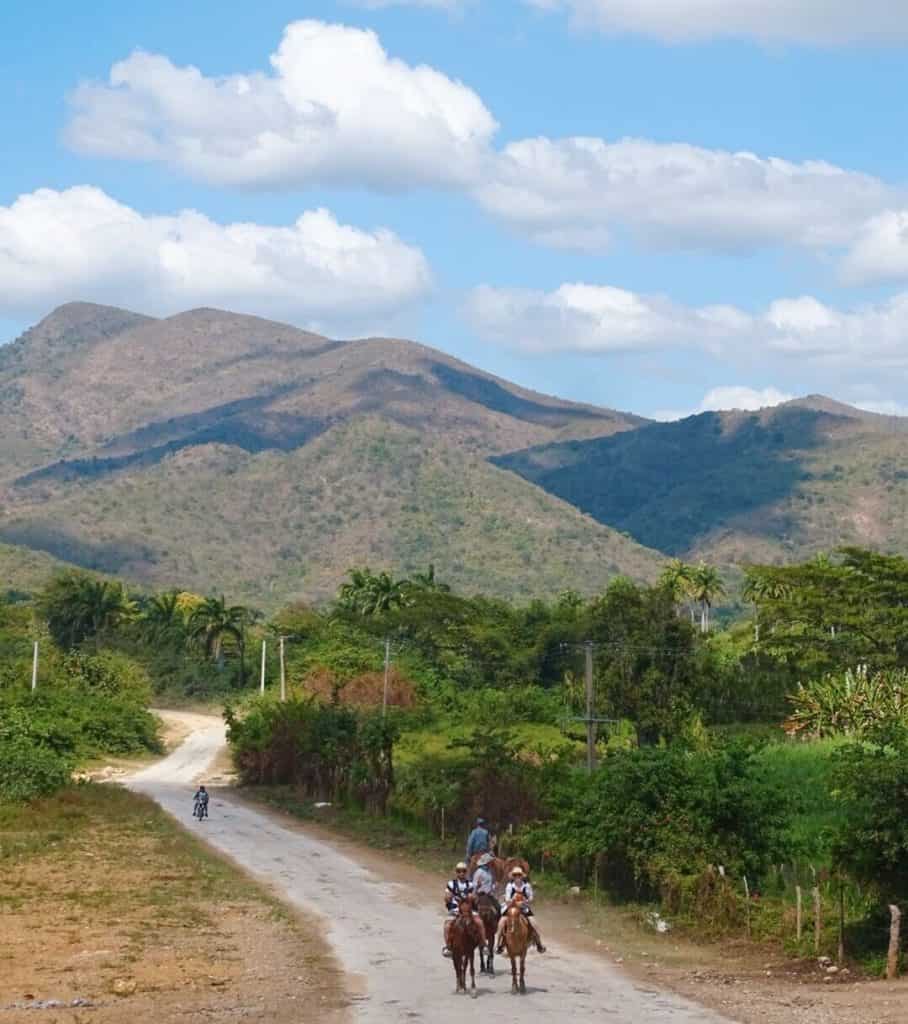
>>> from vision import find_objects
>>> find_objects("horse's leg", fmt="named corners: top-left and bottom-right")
top-left (510, 952), bottom-right (518, 994)
top-left (488, 939), bottom-right (495, 977)
top-left (478, 942), bottom-right (486, 974)
top-left (519, 952), bottom-right (527, 995)
top-left (469, 949), bottom-right (477, 998)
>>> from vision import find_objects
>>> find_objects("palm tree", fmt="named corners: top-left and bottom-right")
top-left (659, 559), bottom-right (696, 623)
top-left (410, 564), bottom-right (450, 593)
top-left (141, 590), bottom-right (185, 643)
top-left (188, 596), bottom-right (249, 680)
top-left (741, 570), bottom-right (792, 642)
top-left (337, 568), bottom-right (410, 616)
top-left (689, 562), bottom-right (726, 634)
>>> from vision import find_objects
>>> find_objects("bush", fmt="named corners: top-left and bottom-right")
top-left (832, 726), bottom-right (908, 904)
top-left (225, 696), bottom-right (399, 813)
top-left (0, 735), bottom-right (72, 801)
top-left (525, 743), bottom-right (794, 907)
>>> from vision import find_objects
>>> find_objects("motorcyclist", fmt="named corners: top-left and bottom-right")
top-left (193, 785), bottom-right (209, 818)
top-left (496, 866), bottom-right (546, 953)
top-left (441, 861), bottom-right (485, 958)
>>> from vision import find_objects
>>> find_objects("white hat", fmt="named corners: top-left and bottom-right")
top-left (456, 862), bottom-right (468, 871)
top-left (510, 865), bottom-right (525, 877)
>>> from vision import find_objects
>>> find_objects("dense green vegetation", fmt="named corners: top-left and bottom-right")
top-left (6, 546), bottom-right (908, 971)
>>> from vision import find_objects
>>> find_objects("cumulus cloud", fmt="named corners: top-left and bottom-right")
top-left (464, 281), bottom-right (908, 368)
top-left (0, 187), bottom-right (432, 327)
top-left (853, 399), bottom-right (908, 417)
top-left (528, 1), bottom-right (908, 46)
top-left (652, 385), bottom-right (794, 421)
top-left (841, 210), bottom-right (908, 284)
top-left (477, 136), bottom-right (897, 252)
top-left (66, 20), bottom-right (497, 190)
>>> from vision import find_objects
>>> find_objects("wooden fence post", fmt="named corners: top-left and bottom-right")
top-left (887, 905), bottom-right (901, 980)
top-left (837, 883), bottom-right (845, 964)
top-left (796, 885), bottom-right (803, 942)
top-left (440, 806), bottom-right (446, 843)
top-left (813, 887), bottom-right (822, 954)
top-left (743, 876), bottom-right (751, 937)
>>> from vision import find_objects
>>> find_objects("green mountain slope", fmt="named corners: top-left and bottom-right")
top-left (495, 399), bottom-right (908, 565)
top-left (0, 304), bottom-right (659, 603)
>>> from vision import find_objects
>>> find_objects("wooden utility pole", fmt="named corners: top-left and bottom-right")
top-left (260, 639), bottom-right (267, 695)
top-left (584, 641), bottom-right (596, 772)
top-left (382, 637), bottom-right (391, 718)
top-left (563, 640), bottom-right (614, 774)
top-left (31, 641), bottom-right (38, 691)
top-left (279, 636), bottom-right (287, 702)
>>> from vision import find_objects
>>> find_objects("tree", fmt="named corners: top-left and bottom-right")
top-left (38, 571), bottom-right (136, 649)
top-left (410, 564), bottom-right (450, 593)
top-left (188, 596), bottom-right (249, 682)
top-left (337, 568), bottom-right (410, 616)
top-left (689, 562), bottom-right (726, 634)
top-left (140, 590), bottom-right (185, 644)
top-left (659, 559), bottom-right (696, 624)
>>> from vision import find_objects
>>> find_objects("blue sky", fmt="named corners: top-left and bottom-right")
top-left (3, 0), bottom-right (908, 417)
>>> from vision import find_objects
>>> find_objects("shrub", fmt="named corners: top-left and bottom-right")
top-left (785, 667), bottom-right (908, 739)
top-left (0, 735), bottom-right (72, 801)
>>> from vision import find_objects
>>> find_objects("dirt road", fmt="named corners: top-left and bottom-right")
top-left (129, 712), bottom-right (731, 1024)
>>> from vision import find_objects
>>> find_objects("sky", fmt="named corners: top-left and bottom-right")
top-left (3, 1), bottom-right (908, 418)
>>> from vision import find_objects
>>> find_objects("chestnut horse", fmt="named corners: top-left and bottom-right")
top-left (501, 895), bottom-right (530, 994)
top-left (475, 892), bottom-right (501, 976)
top-left (449, 896), bottom-right (484, 996)
top-left (468, 854), bottom-right (531, 888)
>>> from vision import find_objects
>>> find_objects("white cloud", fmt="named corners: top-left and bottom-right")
top-left (477, 136), bottom-right (897, 252)
top-left (465, 281), bottom-right (908, 369)
top-left (652, 385), bottom-right (794, 421)
top-left (66, 20), bottom-right (497, 190)
top-left (529, 1), bottom-right (908, 46)
top-left (0, 187), bottom-right (432, 328)
top-left (853, 399), bottom-right (908, 417)
top-left (841, 210), bottom-right (908, 285)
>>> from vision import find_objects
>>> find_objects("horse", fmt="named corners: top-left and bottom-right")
top-left (448, 896), bottom-right (484, 997)
top-left (475, 892), bottom-right (501, 976)
top-left (501, 894), bottom-right (530, 995)
top-left (468, 853), bottom-right (531, 888)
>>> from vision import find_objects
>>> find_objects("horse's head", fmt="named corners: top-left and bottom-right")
top-left (458, 895), bottom-right (475, 915)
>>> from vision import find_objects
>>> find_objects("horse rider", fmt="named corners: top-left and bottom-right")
top-left (496, 865), bottom-right (546, 953)
top-left (472, 852), bottom-right (500, 915)
top-left (442, 861), bottom-right (485, 957)
top-left (465, 817), bottom-right (492, 862)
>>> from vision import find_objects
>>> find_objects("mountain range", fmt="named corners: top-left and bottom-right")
top-left (1, 302), bottom-right (905, 607)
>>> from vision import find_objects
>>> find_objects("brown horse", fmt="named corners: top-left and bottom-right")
top-left (501, 895), bottom-right (530, 994)
top-left (468, 853), bottom-right (531, 887)
top-left (449, 896), bottom-right (484, 996)
top-left (475, 892), bottom-right (501, 976)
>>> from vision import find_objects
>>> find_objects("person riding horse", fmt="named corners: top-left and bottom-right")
top-left (471, 852), bottom-right (500, 914)
top-left (465, 817), bottom-right (492, 862)
top-left (442, 862), bottom-right (486, 958)
top-left (496, 866), bottom-right (546, 954)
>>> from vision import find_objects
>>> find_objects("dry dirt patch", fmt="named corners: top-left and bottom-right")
top-left (0, 785), bottom-right (346, 1024)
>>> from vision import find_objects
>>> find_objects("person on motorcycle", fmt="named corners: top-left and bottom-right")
top-left (472, 852), bottom-right (500, 914)
top-left (465, 817), bottom-right (491, 862)
top-left (496, 866), bottom-right (546, 953)
top-left (193, 785), bottom-right (209, 817)
top-left (442, 861), bottom-right (484, 958)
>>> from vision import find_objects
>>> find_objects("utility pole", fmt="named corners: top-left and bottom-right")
top-left (260, 639), bottom-right (267, 695)
top-left (31, 641), bottom-right (38, 691)
top-left (382, 637), bottom-right (391, 718)
top-left (279, 636), bottom-right (287, 702)
top-left (584, 640), bottom-right (595, 772)
top-left (562, 640), bottom-right (615, 774)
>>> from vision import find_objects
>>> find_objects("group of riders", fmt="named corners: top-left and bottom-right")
top-left (442, 817), bottom-right (546, 958)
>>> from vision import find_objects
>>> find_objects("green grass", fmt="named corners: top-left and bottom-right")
top-left (755, 738), bottom-right (844, 866)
